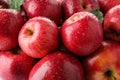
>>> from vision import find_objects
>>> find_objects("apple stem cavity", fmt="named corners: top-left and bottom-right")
top-left (109, 28), bottom-right (119, 37)
top-left (82, 2), bottom-right (87, 9)
top-left (104, 70), bottom-right (116, 80)
top-left (71, 18), bottom-right (76, 22)
top-left (69, 16), bottom-right (79, 23)
top-left (26, 28), bottom-right (33, 36)
top-left (105, 27), bottom-right (120, 41)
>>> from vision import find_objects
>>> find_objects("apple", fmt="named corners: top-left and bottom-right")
top-left (98, 0), bottom-right (120, 15)
top-left (62, 0), bottom-right (99, 19)
top-left (104, 5), bottom-right (120, 42)
top-left (29, 51), bottom-right (85, 80)
top-left (83, 40), bottom-right (120, 80)
top-left (0, 9), bottom-right (24, 51)
top-left (22, 0), bottom-right (62, 25)
top-left (0, 47), bottom-right (38, 80)
top-left (18, 16), bottom-right (59, 58)
top-left (61, 11), bottom-right (103, 56)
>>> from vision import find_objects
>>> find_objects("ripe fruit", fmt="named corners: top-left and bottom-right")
top-left (29, 51), bottom-right (85, 80)
top-left (104, 5), bottom-right (120, 41)
top-left (18, 17), bottom-right (59, 58)
top-left (62, 0), bottom-right (99, 19)
top-left (0, 9), bottom-right (24, 50)
top-left (1, 1), bottom-right (120, 80)
top-left (83, 40), bottom-right (120, 80)
top-left (0, 48), bottom-right (37, 80)
top-left (61, 11), bottom-right (103, 56)
top-left (98, 0), bottom-right (120, 15)
top-left (23, 0), bottom-right (62, 25)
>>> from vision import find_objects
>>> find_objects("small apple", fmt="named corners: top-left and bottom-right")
top-left (61, 11), bottom-right (103, 56)
top-left (83, 40), bottom-right (120, 80)
top-left (22, 0), bottom-right (62, 25)
top-left (104, 5), bottom-right (120, 41)
top-left (18, 16), bottom-right (59, 58)
top-left (29, 51), bottom-right (85, 80)
top-left (0, 47), bottom-right (38, 80)
top-left (98, 0), bottom-right (120, 15)
top-left (62, 0), bottom-right (99, 19)
top-left (0, 9), bottom-right (24, 51)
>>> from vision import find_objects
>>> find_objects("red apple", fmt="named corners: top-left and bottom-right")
top-left (18, 16), bottom-right (59, 58)
top-left (22, 0), bottom-right (62, 25)
top-left (104, 5), bottom-right (120, 41)
top-left (29, 51), bottom-right (85, 80)
top-left (0, 9), bottom-right (24, 51)
top-left (61, 11), bottom-right (103, 56)
top-left (62, 0), bottom-right (99, 19)
top-left (98, 0), bottom-right (120, 15)
top-left (0, 48), bottom-right (38, 80)
top-left (83, 40), bottom-right (120, 80)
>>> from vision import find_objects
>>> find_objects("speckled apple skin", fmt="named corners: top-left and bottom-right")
top-left (18, 17), bottom-right (59, 58)
top-left (62, 0), bottom-right (99, 19)
top-left (104, 5), bottom-right (120, 41)
top-left (29, 51), bottom-right (85, 80)
top-left (0, 51), bottom-right (37, 80)
top-left (83, 40), bottom-right (120, 80)
top-left (23, 0), bottom-right (62, 25)
top-left (0, 9), bottom-right (24, 50)
top-left (61, 12), bottom-right (103, 56)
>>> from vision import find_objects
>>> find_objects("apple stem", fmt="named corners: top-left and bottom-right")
top-left (26, 28), bottom-right (33, 36)
top-left (112, 75), bottom-right (116, 80)
top-left (82, 2), bottom-right (87, 9)
top-left (104, 70), bottom-right (116, 80)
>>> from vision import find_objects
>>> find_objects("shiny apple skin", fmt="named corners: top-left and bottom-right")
top-left (0, 9), bottom-right (24, 51)
top-left (61, 12), bottom-right (103, 56)
top-left (29, 51), bottom-right (85, 80)
top-left (23, 0), bottom-right (62, 25)
top-left (62, 0), bottom-right (99, 19)
top-left (18, 17), bottom-right (59, 58)
top-left (104, 5), bottom-right (120, 41)
top-left (0, 51), bottom-right (37, 80)
top-left (83, 40), bottom-right (120, 80)
top-left (98, 0), bottom-right (120, 15)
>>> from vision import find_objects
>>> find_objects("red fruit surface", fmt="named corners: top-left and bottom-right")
top-left (83, 40), bottom-right (120, 80)
top-left (23, 0), bottom-right (62, 25)
top-left (62, 0), bottom-right (99, 19)
top-left (61, 12), bottom-right (103, 56)
top-left (0, 51), bottom-right (37, 80)
top-left (98, 0), bottom-right (120, 14)
top-left (104, 5), bottom-right (120, 41)
top-left (0, 9), bottom-right (24, 50)
top-left (29, 51), bottom-right (85, 80)
top-left (18, 17), bottom-right (59, 58)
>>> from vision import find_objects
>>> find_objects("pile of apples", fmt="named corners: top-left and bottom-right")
top-left (1, 0), bottom-right (120, 80)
